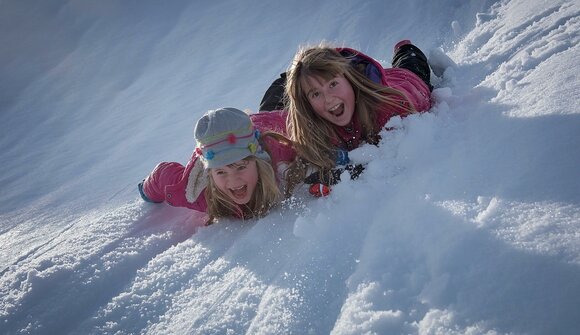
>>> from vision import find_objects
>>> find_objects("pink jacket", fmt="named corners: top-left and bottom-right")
top-left (142, 110), bottom-right (295, 211)
top-left (334, 48), bottom-right (432, 150)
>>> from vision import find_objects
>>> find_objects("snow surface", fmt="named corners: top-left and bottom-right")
top-left (1, 0), bottom-right (579, 334)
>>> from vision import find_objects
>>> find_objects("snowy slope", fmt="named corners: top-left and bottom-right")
top-left (1, 0), bottom-right (579, 334)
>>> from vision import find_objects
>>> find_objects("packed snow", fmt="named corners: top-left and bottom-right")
top-left (1, 0), bottom-right (579, 334)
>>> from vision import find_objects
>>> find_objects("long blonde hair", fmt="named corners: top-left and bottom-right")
top-left (285, 44), bottom-right (413, 190)
top-left (205, 136), bottom-right (283, 224)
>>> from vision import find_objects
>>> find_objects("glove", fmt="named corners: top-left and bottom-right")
top-left (344, 163), bottom-right (365, 180)
top-left (304, 168), bottom-right (343, 186)
top-left (304, 164), bottom-right (366, 197)
top-left (309, 183), bottom-right (331, 197)
top-left (304, 164), bottom-right (365, 186)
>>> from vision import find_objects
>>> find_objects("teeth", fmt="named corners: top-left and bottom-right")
top-left (329, 104), bottom-right (340, 112)
top-left (231, 185), bottom-right (245, 191)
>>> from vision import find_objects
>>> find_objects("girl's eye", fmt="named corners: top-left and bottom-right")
top-left (310, 91), bottom-right (320, 99)
top-left (215, 170), bottom-right (226, 175)
top-left (236, 165), bottom-right (247, 171)
top-left (330, 80), bottom-right (338, 88)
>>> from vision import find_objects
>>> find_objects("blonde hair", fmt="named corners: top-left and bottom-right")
top-left (205, 153), bottom-right (281, 225)
top-left (285, 43), bottom-right (414, 191)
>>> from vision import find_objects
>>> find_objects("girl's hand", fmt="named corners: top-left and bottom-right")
top-left (304, 164), bottom-right (365, 186)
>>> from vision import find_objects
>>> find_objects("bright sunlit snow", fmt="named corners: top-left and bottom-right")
top-left (1, 0), bottom-right (579, 334)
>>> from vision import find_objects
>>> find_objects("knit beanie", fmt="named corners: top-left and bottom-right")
top-left (194, 107), bottom-right (267, 168)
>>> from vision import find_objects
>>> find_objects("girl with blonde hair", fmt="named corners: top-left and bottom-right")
top-left (139, 107), bottom-right (295, 224)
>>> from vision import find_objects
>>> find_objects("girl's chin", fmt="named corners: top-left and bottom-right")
top-left (333, 116), bottom-right (352, 126)
top-left (231, 197), bottom-right (251, 205)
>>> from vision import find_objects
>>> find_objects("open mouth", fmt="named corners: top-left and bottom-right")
top-left (329, 103), bottom-right (344, 117)
top-left (229, 185), bottom-right (248, 199)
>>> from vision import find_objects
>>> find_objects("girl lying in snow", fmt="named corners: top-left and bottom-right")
top-left (139, 107), bottom-right (295, 224)
top-left (139, 41), bottom-right (434, 221)
top-left (260, 40), bottom-right (433, 196)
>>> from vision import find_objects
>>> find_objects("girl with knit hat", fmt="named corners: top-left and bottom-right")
top-left (139, 107), bottom-right (295, 224)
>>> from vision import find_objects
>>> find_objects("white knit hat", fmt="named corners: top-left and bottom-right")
top-left (194, 108), bottom-right (267, 168)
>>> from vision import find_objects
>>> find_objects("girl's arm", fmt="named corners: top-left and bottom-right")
top-left (141, 162), bottom-right (185, 203)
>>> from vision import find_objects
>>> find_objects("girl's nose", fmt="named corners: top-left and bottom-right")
top-left (324, 92), bottom-right (332, 103)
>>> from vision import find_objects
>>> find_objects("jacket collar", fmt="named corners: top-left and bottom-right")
top-left (332, 114), bottom-right (363, 151)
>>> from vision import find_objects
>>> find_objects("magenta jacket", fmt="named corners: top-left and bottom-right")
top-left (334, 48), bottom-right (432, 150)
top-left (142, 110), bottom-right (295, 211)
